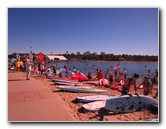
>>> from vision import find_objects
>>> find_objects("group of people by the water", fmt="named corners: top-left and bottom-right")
top-left (8, 59), bottom-right (158, 99)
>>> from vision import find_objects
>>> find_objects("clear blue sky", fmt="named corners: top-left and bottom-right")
top-left (8, 8), bottom-right (158, 55)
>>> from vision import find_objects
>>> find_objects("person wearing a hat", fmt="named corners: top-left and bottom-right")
top-left (137, 76), bottom-right (153, 96)
top-left (121, 73), bottom-right (139, 96)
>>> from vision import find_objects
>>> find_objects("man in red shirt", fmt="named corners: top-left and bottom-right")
top-left (97, 70), bottom-right (103, 81)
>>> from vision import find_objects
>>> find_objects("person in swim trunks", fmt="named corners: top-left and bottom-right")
top-left (137, 76), bottom-right (153, 96)
top-left (121, 73), bottom-right (139, 96)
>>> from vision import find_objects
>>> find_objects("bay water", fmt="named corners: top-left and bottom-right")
top-left (46, 61), bottom-right (158, 83)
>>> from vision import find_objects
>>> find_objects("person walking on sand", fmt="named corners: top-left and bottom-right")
top-left (137, 76), bottom-right (153, 96)
top-left (26, 58), bottom-right (32, 80)
top-left (121, 73), bottom-right (139, 96)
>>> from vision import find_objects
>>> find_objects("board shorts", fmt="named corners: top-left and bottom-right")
top-left (143, 90), bottom-right (150, 96)
top-left (121, 87), bottom-right (128, 95)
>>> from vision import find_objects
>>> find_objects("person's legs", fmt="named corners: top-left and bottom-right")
top-left (26, 68), bottom-right (31, 80)
top-left (121, 87), bottom-right (128, 95)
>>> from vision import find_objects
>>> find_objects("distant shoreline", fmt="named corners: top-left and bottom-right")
top-left (48, 60), bottom-right (158, 64)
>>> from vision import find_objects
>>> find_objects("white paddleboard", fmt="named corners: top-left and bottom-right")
top-left (57, 86), bottom-right (107, 93)
top-left (105, 95), bottom-right (158, 113)
top-left (75, 94), bottom-right (115, 103)
top-left (82, 101), bottom-right (106, 111)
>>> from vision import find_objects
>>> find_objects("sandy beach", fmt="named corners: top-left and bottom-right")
top-left (8, 70), bottom-right (159, 122)
top-left (32, 73), bottom-right (159, 122)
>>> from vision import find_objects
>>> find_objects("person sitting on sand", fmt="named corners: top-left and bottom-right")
top-left (64, 65), bottom-right (69, 73)
top-left (137, 76), bottom-right (153, 96)
top-left (121, 73), bottom-right (139, 96)
top-left (87, 71), bottom-right (93, 80)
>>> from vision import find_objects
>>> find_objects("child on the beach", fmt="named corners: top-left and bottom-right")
top-left (121, 73), bottom-right (139, 96)
top-left (137, 76), bottom-right (153, 96)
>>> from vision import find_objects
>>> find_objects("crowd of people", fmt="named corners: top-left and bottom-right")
top-left (8, 59), bottom-right (158, 99)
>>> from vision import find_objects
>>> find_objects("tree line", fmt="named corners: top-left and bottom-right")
top-left (63, 53), bottom-right (158, 62)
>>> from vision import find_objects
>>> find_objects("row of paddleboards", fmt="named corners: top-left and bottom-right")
top-left (48, 77), bottom-right (107, 93)
top-left (47, 76), bottom-right (158, 114)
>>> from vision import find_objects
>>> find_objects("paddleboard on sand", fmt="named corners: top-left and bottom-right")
top-left (54, 82), bottom-right (76, 86)
top-left (84, 81), bottom-right (99, 85)
top-left (57, 86), bottom-right (107, 93)
top-left (82, 101), bottom-right (106, 111)
top-left (71, 73), bottom-right (88, 81)
top-left (105, 95), bottom-right (158, 113)
top-left (75, 94), bottom-right (115, 103)
top-left (52, 79), bottom-right (79, 83)
top-left (110, 85), bottom-right (132, 92)
top-left (54, 81), bottom-right (82, 86)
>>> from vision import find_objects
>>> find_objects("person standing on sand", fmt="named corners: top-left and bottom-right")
top-left (26, 58), bottom-right (32, 80)
top-left (137, 76), bottom-right (153, 96)
top-left (109, 72), bottom-right (114, 85)
top-left (97, 70), bottom-right (103, 81)
top-left (15, 60), bottom-right (21, 72)
top-left (121, 73), bottom-right (139, 96)
top-left (40, 62), bottom-right (46, 76)
top-left (105, 69), bottom-right (110, 84)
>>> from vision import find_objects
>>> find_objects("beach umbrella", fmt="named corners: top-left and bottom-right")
top-left (11, 58), bottom-right (17, 63)
top-left (37, 52), bottom-right (45, 63)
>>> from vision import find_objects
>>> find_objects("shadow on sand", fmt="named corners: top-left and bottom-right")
top-left (8, 79), bottom-right (26, 81)
top-left (78, 106), bottom-right (158, 121)
top-left (78, 107), bottom-right (116, 121)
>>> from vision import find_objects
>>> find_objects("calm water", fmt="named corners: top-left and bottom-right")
top-left (46, 61), bottom-right (158, 80)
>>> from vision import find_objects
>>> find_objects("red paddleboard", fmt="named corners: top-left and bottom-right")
top-left (71, 73), bottom-right (88, 81)
top-left (110, 85), bottom-right (132, 92)
top-left (117, 86), bottom-right (133, 92)
top-left (110, 85), bottom-right (121, 90)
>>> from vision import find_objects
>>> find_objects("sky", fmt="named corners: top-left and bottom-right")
top-left (8, 8), bottom-right (158, 55)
